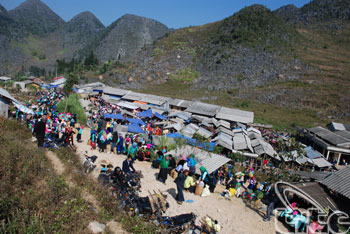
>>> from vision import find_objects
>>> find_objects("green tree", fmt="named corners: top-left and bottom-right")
top-left (15, 84), bottom-right (21, 93)
top-left (84, 51), bottom-right (99, 70)
top-left (63, 73), bottom-right (79, 112)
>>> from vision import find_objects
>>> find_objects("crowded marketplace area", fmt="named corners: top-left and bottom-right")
top-left (1, 82), bottom-right (350, 234)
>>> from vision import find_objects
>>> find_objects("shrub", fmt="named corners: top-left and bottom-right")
top-left (57, 94), bottom-right (87, 124)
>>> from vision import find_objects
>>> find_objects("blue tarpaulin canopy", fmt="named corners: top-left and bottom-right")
top-left (93, 89), bottom-right (104, 92)
top-left (166, 133), bottom-right (216, 151)
top-left (155, 112), bottom-right (167, 120)
top-left (137, 109), bottom-right (153, 118)
top-left (104, 113), bottom-right (125, 120)
top-left (127, 124), bottom-right (145, 133)
top-left (44, 84), bottom-right (58, 89)
top-left (304, 146), bottom-right (324, 159)
top-left (126, 118), bottom-right (145, 125)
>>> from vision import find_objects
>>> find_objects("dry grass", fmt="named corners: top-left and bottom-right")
top-left (0, 119), bottom-right (96, 233)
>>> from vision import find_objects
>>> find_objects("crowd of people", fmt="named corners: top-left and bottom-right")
top-left (8, 87), bottom-right (342, 234)
top-left (12, 90), bottom-right (83, 148)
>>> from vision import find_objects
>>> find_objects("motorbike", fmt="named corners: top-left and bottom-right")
top-left (158, 213), bottom-right (197, 234)
top-left (82, 154), bottom-right (98, 174)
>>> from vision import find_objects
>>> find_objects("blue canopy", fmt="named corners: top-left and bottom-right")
top-left (166, 133), bottom-right (216, 151)
top-left (167, 132), bottom-right (189, 140)
top-left (155, 112), bottom-right (167, 120)
top-left (126, 118), bottom-right (145, 125)
top-left (304, 146), bottom-right (323, 159)
top-left (104, 113), bottom-right (125, 120)
top-left (137, 109), bottom-right (153, 118)
top-left (128, 124), bottom-right (145, 134)
top-left (45, 84), bottom-right (58, 89)
top-left (93, 89), bottom-right (104, 92)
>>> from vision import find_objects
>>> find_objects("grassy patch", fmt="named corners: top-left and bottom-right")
top-left (169, 67), bottom-right (199, 82)
top-left (139, 80), bottom-right (326, 131)
top-left (0, 119), bottom-right (96, 233)
top-left (56, 48), bottom-right (69, 56)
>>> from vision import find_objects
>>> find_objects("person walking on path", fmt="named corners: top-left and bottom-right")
top-left (264, 190), bottom-right (279, 222)
top-left (110, 131), bottom-right (119, 153)
top-left (175, 170), bottom-right (189, 205)
top-left (34, 115), bottom-right (47, 147)
top-left (117, 133), bottom-right (124, 154)
top-left (158, 155), bottom-right (169, 184)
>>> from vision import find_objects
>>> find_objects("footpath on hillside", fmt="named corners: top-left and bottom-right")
top-left (45, 150), bottom-right (127, 234)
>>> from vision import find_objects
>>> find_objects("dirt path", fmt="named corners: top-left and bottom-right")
top-left (45, 150), bottom-right (127, 234)
top-left (46, 151), bottom-right (66, 175)
top-left (74, 126), bottom-right (289, 234)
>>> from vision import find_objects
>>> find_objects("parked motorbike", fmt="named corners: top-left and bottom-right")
top-left (158, 213), bottom-right (197, 234)
top-left (82, 154), bottom-right (98, 174)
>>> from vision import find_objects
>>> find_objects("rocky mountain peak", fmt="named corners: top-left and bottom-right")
top-left (276, 0), bottom-right (350, 24)
top-left (9, 0), bottom-right (65, 34)
top-left (68, 11), bottom-right (105, 30)
top-left (0, 4), bottom-right (7, 15)
top-left (274, 4), bottom-right (301, 23)
top-left (93, 13), bottom-right (169, 61)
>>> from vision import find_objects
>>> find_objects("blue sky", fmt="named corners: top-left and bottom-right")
top-left (1, 0), bottom-right (310, 28)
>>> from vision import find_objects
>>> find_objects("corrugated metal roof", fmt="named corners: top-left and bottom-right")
top-left (214, 119), bottom-right (231, 129)
top-left (103, 87), bottom-right (130, 96)
top-left (169, 99), bottom-right (192, 108)
top-left (0, 88), bottom-right (19, 103)
top-left (327, 122), bottom-right (346, 131)
top-left (334, 130), bottom-right (350, 141)
top-left (309, 126), bottom-right (349, 146)
top-left (117, 101), bottom-right (138, 110)
top-left (0, 76), bottom-right (11, 81)
top-left (196, 127), bottom-right (213, 139)
top-left (296, 182), bottom-right (338, 211)
top-left (345, 124), bottom-right (350, 131)
top-left (233, 133), bottom-right (248, 150)
top-left (140, 94), bottom-right (167, 106)
top-left (215, 107), bottom-right (254, 124)
top-left (121, 110), bottom-right (137, 117)
top-left (247, 127), bottom-right (262, 136)
top-left (169, 111), bottom-right (191, 120)
top-left (304, 146), bottom-right (324, 159)
top-left (192, 115), bottom-right (205, 122)
top-left (171, 118), bottom-right (185, 124)
top-left (122, 92), bottom-right (146, 101)
top-left (321, 167), bottom-right (350, 199)
top-left (50, 78), bottom-right (66, 86)
top-left (181, 125), bottom-right (197, 138)
top-left (187, 123), bottom-right (199, 131)
top-left (215, 126), bottom-right (234, 136)
top-left (186, 101), bottom-right (220, 117)
top-left (165, 123), bottom-right (183, 131)
top-left (291, 171), bottom-right (331, 181)
top-left (103, 98), bottom-right (120, 105)
top-left (132, 102), bottom-right (149, 110)
top-left (212, 133), bottom-right (233, 150)
top-left (249, 132), bottom-right (277, 157)
top-left (151, 107), bottom-right (168, 115)
top-left (310, 158), bottom-right (332, 168)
